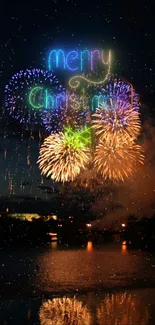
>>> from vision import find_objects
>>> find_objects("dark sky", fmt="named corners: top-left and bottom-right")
top-left (0, 1), bottom-right (155, 104)
top-left (0, 0), bottom-right (155, 213)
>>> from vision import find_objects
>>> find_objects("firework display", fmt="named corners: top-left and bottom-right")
top-left (90, 76), bottom-right (144, 183)
top-left (38, 75), bottom-right (144, 184)
top-left (42, 91), bottom-right (90, 133)
top-left (39, 297), bottom-right (91, 325)
top-left (92, 99), bottom-right (141, 141)
top-left (38, 127), bottom-right (91, 182)
top-left (94, 137), bottom-right (144, 182)
top-left (103, 75), bottom-right (139, 110)
top-left (67, 74), bottom-right (140, 119)
top-left (5, 69), bottom-right (64, 125)
top-left (4, 59), bottom-right (144, 184)
top-left (41, 95), bottom-right (67, 134)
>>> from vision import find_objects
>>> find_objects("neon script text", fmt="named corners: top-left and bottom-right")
top-left (28, 86), bottom-right (116, 112)
top-left (48, 49), bottom-right (111, 72)
top-left (28, 87), bottom-right (88, 110)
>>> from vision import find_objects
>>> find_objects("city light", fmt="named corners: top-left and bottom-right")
top-left (86, 223), bottom-right (92, 228)
top-left (48, 232), bottom-right (58, 241)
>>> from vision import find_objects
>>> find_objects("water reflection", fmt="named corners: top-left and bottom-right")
top-left (39, 297), bottom-right (91, 325)
top-left (97, 292), bottom-right (149, 325)
top-left (38, 291), bottom-right (149, 325)
top-left (51, 241), bottom-right (58, 250)
top-left (87, 241), bottom-right (93, 252)
top-left (0, 289), bottom-right (153, 324)
top-left (121, 241), bottom-right (127, 254)
top-left (35, 243), bottom-right (155, 293)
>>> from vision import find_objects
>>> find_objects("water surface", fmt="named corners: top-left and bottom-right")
top-left (1, 242), bottom-right (155, 324)
top-left (1, 242), bottom-right (155, 296)
top-left (0, 289), bottom-right (155, 324)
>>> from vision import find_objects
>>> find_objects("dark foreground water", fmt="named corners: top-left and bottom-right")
top-left (1, 242), bottom-right (155, 324)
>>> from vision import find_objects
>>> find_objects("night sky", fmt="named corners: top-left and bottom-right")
top-left (0, 1), bottom-right (155, 104)
top-left (0, 1), bottom-right (155, 215)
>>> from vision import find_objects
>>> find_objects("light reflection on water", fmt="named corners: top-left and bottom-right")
top-left (1, 242), bottom-right (155, 324)
top-left (39, 291), bottom-right (150, 325)
top-left (96, 292), bottom-right (149, 325)
top-left (1, 289), bottom-right (154, 324)
top-left (51, 241), bottom-right (58, 250)
top-left (121, 241), bottom-right (127, 254)
top-left (35, 242), bottom-right (155, 293)
top-left (39, 297), bottom-right (92, 325)
top-left (87, 241), bottom-right (93, 252)
top-left (1, 242), bottom-right (155, 296)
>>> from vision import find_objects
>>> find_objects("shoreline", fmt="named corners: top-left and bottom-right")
top-left (1, 281), bottom-right (155, 300)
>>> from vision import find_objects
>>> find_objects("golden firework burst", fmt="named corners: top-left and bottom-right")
top-left (38, 128), bottom-right (91, 182)
top-left (94, 137), bottom-right (144, 182)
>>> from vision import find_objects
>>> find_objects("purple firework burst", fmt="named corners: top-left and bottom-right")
top-left (90, 75), bottom-right (140, 113)
top-left (42, 91), bottom-right (90, 134)
top-left (4, 69), bottom-right (64, 127)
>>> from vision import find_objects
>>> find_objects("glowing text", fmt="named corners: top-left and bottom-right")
top-left (28, 86), bottom-right (116, 112)
top-left (48, 49), bottom-right (111, 72)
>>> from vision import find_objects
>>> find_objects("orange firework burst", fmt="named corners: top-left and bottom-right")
top-left (38, 129), bottom-right (91, 182)
top-left (92, 100), bottom-right (141, 141)
top-left (94, 137), bottom-right (144, 182)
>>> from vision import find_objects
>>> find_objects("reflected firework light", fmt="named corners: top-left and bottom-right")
top-left (92, 100), bottom-right (141, 141)
top-left (5, 69), bottom-right (64, 126)
top-left (97, 292), bottom-right (149, 325)
top-left (39, 297), bottom-right (91, 325)
top-left (38, 128), bottom-right (91, 183)
top-left (94, 137), bottom-right (144, 182)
